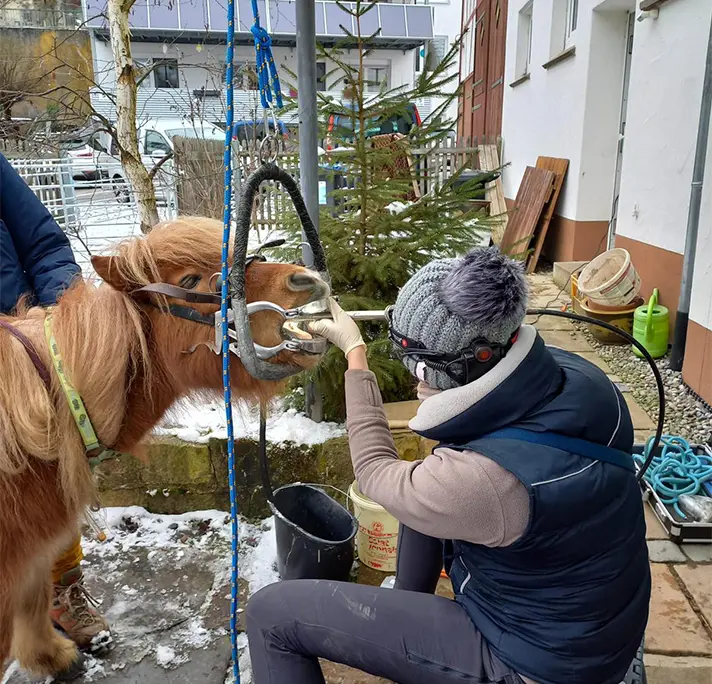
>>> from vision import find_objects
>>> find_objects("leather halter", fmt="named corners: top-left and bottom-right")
top-left (0, 319), bottom-right (52, 389)
top-left (130, 254), bottom-right (267, 327)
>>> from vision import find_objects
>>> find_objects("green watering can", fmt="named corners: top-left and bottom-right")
top-left (633, 288), bottom-right (669, 359)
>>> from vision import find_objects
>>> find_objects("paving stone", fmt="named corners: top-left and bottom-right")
top-left (648, 540), bottom-right (688, 563)
top-left (645, 504), bottom-right (669, 541)
top-left (322, 662), bottom-right (391, 684)
top-left (635, 430), bottom-right (655, 445)
top-left (645, 654), bottom-right (712, 684)
top-left (539, 330), bottom-right (594, 352)
top-left (675, 564), bottom-right (712, 630)
top-left (530, 295), bottom-right (569, 309)
top-left (525, 314), bottom-right (575, 331)
top-left (646, 564), bottom-right (712, 655)
top-left (682, 545), bottom-right (712, 564)
top-left (625, 395), bottom-right (657, 432)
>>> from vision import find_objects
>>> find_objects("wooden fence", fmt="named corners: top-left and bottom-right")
top-left (172, 137), bottom-right (225, 219)
top-left (173, 135), bottom-right (500, 235)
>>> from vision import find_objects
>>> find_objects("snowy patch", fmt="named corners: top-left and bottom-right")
top-left (155, 644), bottom-right (189, 669)
top-left (155, 399), bottom-right (345, 445)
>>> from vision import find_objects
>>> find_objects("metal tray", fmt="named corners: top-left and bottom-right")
top-left (633, 443), bottom-right (712, 544)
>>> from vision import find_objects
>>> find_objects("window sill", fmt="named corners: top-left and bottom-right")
top-left (640, 0), bottom-right (668, 10)
top-left (543, 46), bottom-right (576, 70)
top-left (509, 73), bottom-right (531, 88)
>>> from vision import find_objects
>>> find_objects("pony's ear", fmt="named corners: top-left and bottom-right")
top-left (92, 255), bottom-right (130, 291)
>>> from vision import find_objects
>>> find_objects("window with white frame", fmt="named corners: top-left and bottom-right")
top-left (153, 58), bottom-right (179, 89)
top-left (564, 0), bottom-right (578, 47)
top-left (366, 66), bottom-right (389, 92)
top-left (461, 22), bottom-right (475, 78)
top-left (550, 0), bottom-right (578, 57)
top-left (515, 2), bottom-right (533, 78)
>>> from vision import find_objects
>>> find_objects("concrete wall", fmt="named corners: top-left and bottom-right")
top-left (0, 27), bottom-right (93, 122)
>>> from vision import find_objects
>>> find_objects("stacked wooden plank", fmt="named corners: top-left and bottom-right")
top-left (496, 155), bottom-right (569, 272)
top-left (478, 144), bottom-right (509, 245)
top-left (527, 157), bottom-right (569, 273)
top-left (499, 167), bottom-right (556, 260)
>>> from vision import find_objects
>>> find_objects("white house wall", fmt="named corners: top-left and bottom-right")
top-left (502, 0), bottom-right (586, 219)
top-left (502, 0), bottom-right (635, 222)
top-left (615, 0), bottom-right (712, 256)
top-left (431, 0), bottom-right (462, 121)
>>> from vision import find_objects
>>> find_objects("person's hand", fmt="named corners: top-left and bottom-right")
top-left (308, 298), bottom-right (366, 357)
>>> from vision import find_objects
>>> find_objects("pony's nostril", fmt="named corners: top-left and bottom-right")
top-left (288, 272), bottom-right (320, 290)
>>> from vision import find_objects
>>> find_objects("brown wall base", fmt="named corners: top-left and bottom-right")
top-left (615, 236), bottom-right (684, 336)
top-left (501, 201), bottom-right (609, 264)
top-left (542, 216), bottom-right (609, 264)
top-left (682, 320), bottom-right (712, 406)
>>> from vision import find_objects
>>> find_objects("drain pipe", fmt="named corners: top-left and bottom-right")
top-left (670, 13), bottom-right (712, 371)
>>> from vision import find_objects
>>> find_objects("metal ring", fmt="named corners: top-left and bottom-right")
top-left (259, 135), bottom-right (279, 164)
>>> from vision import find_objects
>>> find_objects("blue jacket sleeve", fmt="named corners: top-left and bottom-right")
top-left (0, 153), bottom-right (80, 306)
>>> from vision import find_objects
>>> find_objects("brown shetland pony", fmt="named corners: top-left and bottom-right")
top-left (0, 217), bottom-right (328, 679)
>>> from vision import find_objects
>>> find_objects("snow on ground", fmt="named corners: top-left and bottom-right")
top-left (80, 507), bottom-right (277, 681)
top-left (3, 507), bottom-right (279, 683)
top-left (155, 397), bottom-right (345, 445)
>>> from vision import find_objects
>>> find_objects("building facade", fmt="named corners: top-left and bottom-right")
top-left (84, 0), bottom-right (461, 126)
top-left (501, 0), bottom-right (712, 402)
top-left (458, 0), bottom-right (508, 141)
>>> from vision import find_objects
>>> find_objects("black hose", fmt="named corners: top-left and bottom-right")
top-left (258, 403), bottom-right (275, 504)
top-left (230, 162), bottom-right (328, 304)
top-left (527, 308), bottom-right (665, 482)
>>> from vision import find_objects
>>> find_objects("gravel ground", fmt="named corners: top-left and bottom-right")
top-left (575, 322), bottom-right (712, 445)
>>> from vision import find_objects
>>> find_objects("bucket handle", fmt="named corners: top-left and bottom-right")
top-left (297, 482), bottom-right (400, 538)
top-left (296, 482), bottom-right (352, 508)
top-left (645, 288), bottom-right (659, 341)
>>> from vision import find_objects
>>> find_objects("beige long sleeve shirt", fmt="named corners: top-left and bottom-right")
top-left (345, 369), bottom-right (530, 548)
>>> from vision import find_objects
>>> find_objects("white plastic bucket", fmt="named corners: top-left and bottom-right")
top-left (577, 248), bottom-right (641, 307)
top-left (349, 482), bottom-right (399, 572)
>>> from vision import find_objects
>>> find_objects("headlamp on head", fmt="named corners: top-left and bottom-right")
top-left (385, 306), bottom-right (517, 386)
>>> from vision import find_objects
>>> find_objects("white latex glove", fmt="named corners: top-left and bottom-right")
top-left (308, 297), bottom-right (366, 356)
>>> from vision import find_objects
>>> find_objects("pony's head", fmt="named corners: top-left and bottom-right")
top-left (91, 217), bottom-right (329, 400)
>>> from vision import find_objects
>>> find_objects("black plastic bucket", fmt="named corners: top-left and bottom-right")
top-left (269, 483), bottom-right (358, 581)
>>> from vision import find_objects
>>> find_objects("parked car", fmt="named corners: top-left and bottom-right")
top-left (232, 119), bottom-right (289, 143)
top-left (101, 118), bottom-right (225, 202)
top-left (323, 102), bottom-right (422, 151)
top-left (62, 130), bottom-right (113, 182)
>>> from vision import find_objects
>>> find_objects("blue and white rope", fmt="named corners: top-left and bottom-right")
top-left (250, 0), bottom-right (283, 110)
top-left (221, 0), bottom-right (239, 678)
top-left (633, 435), bottom-right (712, 519)
top-left (221, 0), bottom-right (284, 679)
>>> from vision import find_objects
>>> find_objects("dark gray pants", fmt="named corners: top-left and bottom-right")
top-left (245, 525), bottom-right (523, 684)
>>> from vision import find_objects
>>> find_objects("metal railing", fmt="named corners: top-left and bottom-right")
top-left (0, 7), bottom-right (83, 29)
top-left (9, 156), bottom-right (176, 277)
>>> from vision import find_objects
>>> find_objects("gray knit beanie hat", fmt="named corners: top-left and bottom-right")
top-left (391, 246), bottom-right (529, 390)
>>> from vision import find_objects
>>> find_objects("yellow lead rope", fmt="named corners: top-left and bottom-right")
top-left (44, 315), bottom-right (121, 467)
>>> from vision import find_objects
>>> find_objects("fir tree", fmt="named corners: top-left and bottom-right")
top-left (282, 0), bottom-right (497, 420)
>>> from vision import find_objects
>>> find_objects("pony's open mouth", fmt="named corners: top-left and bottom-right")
top-left (282, 321), bottom-right (327, 355)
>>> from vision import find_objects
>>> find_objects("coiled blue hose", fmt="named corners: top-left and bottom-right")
top-left (633, 435), bottom-right (712, 519)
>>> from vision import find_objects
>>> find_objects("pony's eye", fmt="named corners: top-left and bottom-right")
top-left (179, 275), bottom-right (201, 289)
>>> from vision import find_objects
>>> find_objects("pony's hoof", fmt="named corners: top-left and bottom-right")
top-left (52, 651), bottom-right (86, 681)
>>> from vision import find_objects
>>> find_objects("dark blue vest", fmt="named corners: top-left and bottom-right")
top-left (414, 334), bottom-right (650, 684)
